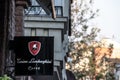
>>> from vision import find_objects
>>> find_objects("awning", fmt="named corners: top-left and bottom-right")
top-left (36, 0), bottom-right (56, 19)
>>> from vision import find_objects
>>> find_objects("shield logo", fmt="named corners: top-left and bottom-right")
top-left (28, 41), bottom-right (41, 56)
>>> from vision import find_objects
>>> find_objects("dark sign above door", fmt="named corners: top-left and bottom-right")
top-left (14, 36), bottom-right (54, 76)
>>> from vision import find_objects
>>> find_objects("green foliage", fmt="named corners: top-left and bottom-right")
top-left (0, 74), bottom-right (11, 80)
top-left (105, 72), bottom-right (115, 80)
top-left (96, 73), bottom-right (103, 80)
top-left (76, 73), bottom-right (86, 79)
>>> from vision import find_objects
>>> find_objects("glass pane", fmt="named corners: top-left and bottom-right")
top-left (31, 28), bottom-right (36, 36)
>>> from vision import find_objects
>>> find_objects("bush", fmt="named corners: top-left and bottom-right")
top-left (0, 74), bottom-right (11, 80)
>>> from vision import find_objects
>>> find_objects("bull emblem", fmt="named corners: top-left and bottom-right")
top-left (28, 41), bottom-right (41, 56)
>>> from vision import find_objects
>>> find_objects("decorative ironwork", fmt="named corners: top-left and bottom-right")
top-left (24, 0), bottom-right (63, 17)
top-left (25, 6), bottom-right (47, 16)
top-left (25, 6), bottom-right (63, 17)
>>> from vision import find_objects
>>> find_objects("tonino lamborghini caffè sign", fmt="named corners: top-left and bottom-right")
top-left (14, 36), bottom-right (54, 76)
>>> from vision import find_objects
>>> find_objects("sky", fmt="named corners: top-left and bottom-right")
top-left (94, 0), bottom-right (120, 42)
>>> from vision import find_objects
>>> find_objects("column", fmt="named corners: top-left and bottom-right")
top-left (15, 0), bottom-right (30, 36)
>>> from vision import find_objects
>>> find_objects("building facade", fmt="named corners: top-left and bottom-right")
top-left (0, 0), bottom-right (71, 80)
top-left (0, 0), bottom-right (30, 79)
top-left (24, 0), bottom-right (71, 80)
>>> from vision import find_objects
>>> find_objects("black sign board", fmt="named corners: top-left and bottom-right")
top-left (14, 36), bottom-right (54, 76)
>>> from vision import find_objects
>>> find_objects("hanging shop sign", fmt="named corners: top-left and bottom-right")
top-left (13, 36), bottom-right (54, 76)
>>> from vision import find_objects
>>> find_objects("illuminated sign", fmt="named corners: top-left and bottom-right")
top-left (14, 36), bottom-right (54, 76)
